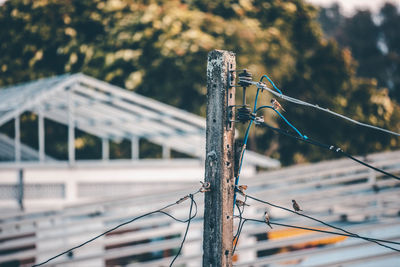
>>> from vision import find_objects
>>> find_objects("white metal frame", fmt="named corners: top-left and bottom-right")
top-left (0, 73), bottom-right (280, 168)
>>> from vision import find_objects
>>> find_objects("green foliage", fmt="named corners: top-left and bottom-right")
top-left (0, 0), bottom-right (399, 164)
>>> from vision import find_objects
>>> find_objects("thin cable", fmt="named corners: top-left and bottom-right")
top-left (233, 195), bottom-right (250, 254)
top-left (257, 121), bottom-right (400, 181)
top-left (233, 81), bottom-right (265, 210)
top-left (234, 80), bottom-right (304, 208)
top-left (260, 74), bottom-right (283, 95)
top-left (246, 194), bottom-right (400, 252)
top-left (233, 86), bottom-right (263, 210)
top-left (306, 136), bottom-right (400, 181)
top-left (252, 80), bottom-right (400, 137)
top-left (232, 217), bottom-right (400, 252)
top-left (253, 88), bottom-right (262, 113)
top-left (256, 105), bottom-right (307, 139)
top-left (233, 121), bottom-right (253, 209)
top-left (32, 191), bottom-right (200, 267)
top-left (232, 218), bottom-right (248, 254)
top-left (169, 194), bottom-right (195, 266)
top-left (233, 196), bottom-right (248, 241)
top-left (231, 74), bottom-right (400, 254)
top-left (233, 203), bottom-right (244, 253)
top-left (242, 218), bottom-right (400, 246)
top-left (234, 203), bottom-right (244, 240)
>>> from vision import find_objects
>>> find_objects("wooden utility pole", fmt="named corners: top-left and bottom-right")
top-left (203, 50), bottom-right (236, 267)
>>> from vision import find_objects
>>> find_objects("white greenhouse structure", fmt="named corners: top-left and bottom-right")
top-left (0, 74), bottom-right (279, 210)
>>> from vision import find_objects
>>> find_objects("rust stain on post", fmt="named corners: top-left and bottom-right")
top-left (203, 50), bottom-right (236, 267)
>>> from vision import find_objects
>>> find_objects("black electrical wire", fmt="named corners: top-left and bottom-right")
top-left (232, 218), bottom-right (248, 255)
top-left (245, 194), bottom-right (400, 252)
top-left (169, 194), bottom-right (195, 267)
top-left (232, 216), bottom-right (400, 253)
top-left (234, 203), bottom-right (244, 240)
top-left (256, 121), bottom-right (400, 181)
top-left (242, 218), bottom-right (400, 246)
top-left (32, 191), bottom-right (200, 267)
top-left (232, 72), bottom-right (400, 256)
top-left (253, 79), bottom-right (400, 137)
top-left (233, 195), bottom-right (248, 255)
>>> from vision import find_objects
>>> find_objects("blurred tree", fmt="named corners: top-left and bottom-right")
top-left (338, 10), bottom-right (385, 85)
top-left (318, 3), bottom-right (344, 38)
top-left (0, 0), bottom-right (399, 164)
top-left (0, 0), bottom-right (106, 85)
top-left (318, 2), bottom-right (400, 103)
top-left (380, 3), bottom-right (400, 102)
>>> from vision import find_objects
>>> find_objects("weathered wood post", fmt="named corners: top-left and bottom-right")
top-left (203, 50), bottom-right (236, 267)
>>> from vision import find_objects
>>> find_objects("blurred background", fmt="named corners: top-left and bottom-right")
top-left (1, 1), bottom-right (400, 266)
top-left (1, 0), bottom-right (400, 166)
